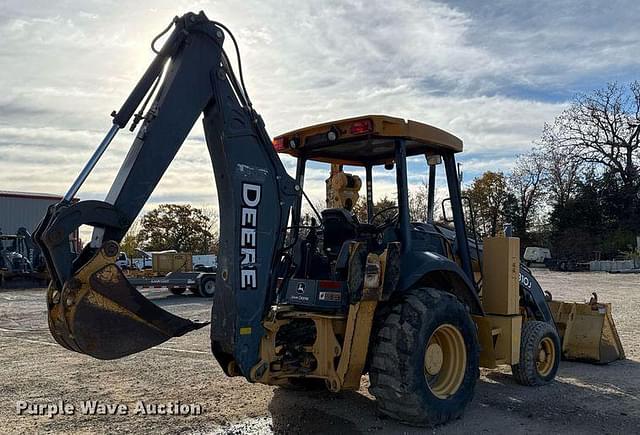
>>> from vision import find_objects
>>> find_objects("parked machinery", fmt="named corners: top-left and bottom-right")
top-left (34, 12), bottom-right (623, 427)
top-left (0, 227), bottom-right (47, 287)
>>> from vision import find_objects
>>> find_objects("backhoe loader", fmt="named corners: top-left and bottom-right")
top-left (34, 11), bottom-right (624, 427)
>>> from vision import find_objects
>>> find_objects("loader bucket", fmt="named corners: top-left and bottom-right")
top-left (47, 241), bottom-right (207, 359)
top-left (548, 297), bottom-right (625, 364)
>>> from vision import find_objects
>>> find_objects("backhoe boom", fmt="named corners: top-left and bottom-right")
top-left (34, 11), bottom-right (296, 377)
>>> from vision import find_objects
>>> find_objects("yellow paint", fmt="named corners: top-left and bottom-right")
top-left (273, 115), bottom-right (463, 166)
top-left (473, 314), bottom-right (522, 367)
top-left (249, 246), bottom-right (393, 391)
top-left (548, 300), bottom-right (625, 363)
top-left (424, 324), bottom-right (467, 399)
top-left (336, 300), bottom-right (377, 389)
top-left (481, 236), bottom-right (520, 315)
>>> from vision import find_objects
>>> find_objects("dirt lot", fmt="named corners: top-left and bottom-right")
top-left (1, 270), bottom-right (638, 434)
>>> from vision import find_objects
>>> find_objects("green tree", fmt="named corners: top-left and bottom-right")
top-left (137, 204), bottom-right (215, 254)
top-left (549, 168), bottom-right (639, 259)
top-left (465, 171), bottom-right (511, 238)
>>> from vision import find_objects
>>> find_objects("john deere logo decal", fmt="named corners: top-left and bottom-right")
top-left (296, 282), bottom-right (305, 294)
top-left (240, 183), bottom-right (261, 289)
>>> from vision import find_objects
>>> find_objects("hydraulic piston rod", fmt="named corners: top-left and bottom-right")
top-left (63, 124), bottom-right (120, 202)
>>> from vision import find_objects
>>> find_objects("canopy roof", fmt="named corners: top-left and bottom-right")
top-left (273, 115), bottom-right (463, 166)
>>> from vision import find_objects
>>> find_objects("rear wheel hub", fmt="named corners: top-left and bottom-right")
top-left (424, 323), bottom-right (467, 399)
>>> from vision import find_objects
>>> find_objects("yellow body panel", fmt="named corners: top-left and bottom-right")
top-left (474, 314), bottom-right (522, 368)
top-left (481, 237), bottom-right (520, 315)
top-left (476, 235), bottom-right (522, 368)
top-left (336, 300), bottom-right (378, 389)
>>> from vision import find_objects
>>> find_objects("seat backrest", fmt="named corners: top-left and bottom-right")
top-left (321, 208), bottom-right (358, 256)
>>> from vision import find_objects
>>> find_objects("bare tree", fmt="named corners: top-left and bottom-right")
top-left (202, 206), bottom-right (220, 254)
top-left (408, 180), bottom-right (429, 222)
top-left (508, 150), bottom-right (547, 234)
top-left (539, 134), bottom-right (582, 208)
top-left (545, 82), bottom-right (640, 190)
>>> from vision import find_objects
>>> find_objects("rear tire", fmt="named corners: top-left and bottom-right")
top-left (197, 276), bottom-right (216, 298)
top-left (369, 288), bottom-right (479, 426)
top-left (511, 321), bottom-right (560, 386)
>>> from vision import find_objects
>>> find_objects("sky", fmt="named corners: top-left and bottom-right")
top-left (1, 0), bottom-right (639, 228)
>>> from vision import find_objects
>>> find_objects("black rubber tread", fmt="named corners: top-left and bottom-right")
top-left (511, 320), bottom-right (560, 386)
top-left (169, 287), bottom-right (186, 295)
top-left (368, 287), bottom-right (479, 426)
top-left (197, 276), bottom-right (216, 298)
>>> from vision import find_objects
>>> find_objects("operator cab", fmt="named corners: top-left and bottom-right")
top-left (273, 115), bottom-right (473, 312)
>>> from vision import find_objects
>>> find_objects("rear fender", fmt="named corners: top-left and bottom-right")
top-left (396, 252), bottom-right (483, 315)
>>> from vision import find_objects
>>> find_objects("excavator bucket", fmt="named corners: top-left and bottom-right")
top-left (548, 295), bottom-right (625, 364)
top-left (46, 241), bottom-right (207, 359)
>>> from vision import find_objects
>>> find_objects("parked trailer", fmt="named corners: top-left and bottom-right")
top-left (121, 251), bottom-right (216, 297)
top-left (523, 246), bottom-right (551, 267)
top-left (126, 271), bottom-right (216, 297)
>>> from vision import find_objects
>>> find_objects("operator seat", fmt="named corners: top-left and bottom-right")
top-left (321, 208), bottom-right (359, 257)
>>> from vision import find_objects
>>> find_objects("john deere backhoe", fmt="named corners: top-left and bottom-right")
top-left (34, 12), bottom-right (624, 426)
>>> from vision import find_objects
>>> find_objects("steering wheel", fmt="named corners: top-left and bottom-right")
top-left (371, 206), bottom-right (399, 228)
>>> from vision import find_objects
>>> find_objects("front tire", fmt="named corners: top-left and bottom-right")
top-left (511, 321), bottom-right (560, 386)
top-left (369, 288), bottom-right (479, 426)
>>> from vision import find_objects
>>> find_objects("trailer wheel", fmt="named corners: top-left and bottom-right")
top-left (197, 276), bottom-right (216, 298)
top-left (169, 287), bottom-right (186, 295)
top-left (369, 288), bottom-right (479, 426)
top-left (511, 321), bottom-right (560, 386)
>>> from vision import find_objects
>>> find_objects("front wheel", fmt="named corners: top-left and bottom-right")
top-left (369, 288), bottom-right (479, 426)
top-left (511, 321), bottom-right (560, 386)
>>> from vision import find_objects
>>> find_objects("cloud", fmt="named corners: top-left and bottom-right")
top-left (444, 1), bottom-right (640, 97)
top-left (0, 0), bottom-right (636, 237)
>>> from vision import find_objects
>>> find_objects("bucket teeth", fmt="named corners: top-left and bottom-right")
top-left (48, 248), bottom-right (207, 360)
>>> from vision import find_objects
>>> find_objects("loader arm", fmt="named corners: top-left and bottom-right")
top-left (34, 12), bottom-right (296, 377)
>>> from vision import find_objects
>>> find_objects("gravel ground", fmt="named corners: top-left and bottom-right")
top-left (1, 270), bottom-right (638, 434)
